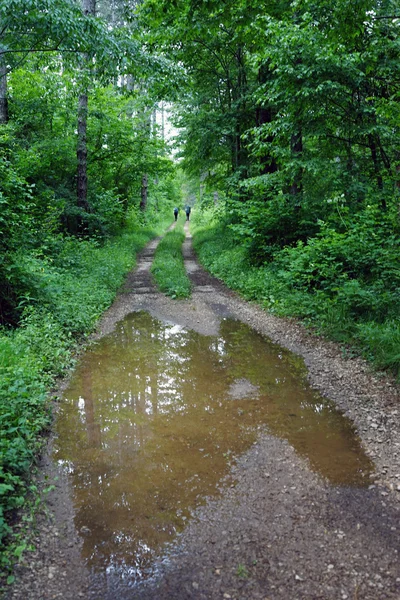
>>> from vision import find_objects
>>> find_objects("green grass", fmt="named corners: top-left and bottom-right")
top-left (151, 220), bottom-right (192, 298)
top-left (0, 216), bottom-right (166, 581)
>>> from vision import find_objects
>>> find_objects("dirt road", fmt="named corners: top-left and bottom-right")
top-left (7, 222), bottom-right (400, 600)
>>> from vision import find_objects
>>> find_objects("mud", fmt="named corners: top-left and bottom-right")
top-left (6, 222), bottom-right (400, 600)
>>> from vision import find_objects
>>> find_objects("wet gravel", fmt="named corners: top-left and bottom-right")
top-left (5, 222), bottom-right (400, 600)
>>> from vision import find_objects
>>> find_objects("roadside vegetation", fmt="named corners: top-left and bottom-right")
top-left (151, 220), bottom-right (191, 299)
top-left (192, 207), bottom-right (400, 378)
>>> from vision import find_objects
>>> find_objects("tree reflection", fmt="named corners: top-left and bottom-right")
top-left (53, 312), bottom-right (373, 581)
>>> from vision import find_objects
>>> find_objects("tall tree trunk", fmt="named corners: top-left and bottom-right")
top-left (140, 174), bottom-right (148, 211)
top-left (290, 127), bottom-right (303, 199)
top-left (0, 49), bottom-right (8, 124)
top-left (256, 66), bottom-right (277, 175)
top-left (234, 45), bottom-right (247, 174)
top-left (368, 133), bottom-right (386, 210)
top-left (76, 0), bottom-right (96, 214)
top-left (256, 105), bottom-right (277, 175)
top-left (138, 98), bottom-right (151, 212)
top-left (160, 101), bottom-right (165, 143)
top-left (77, 93), bottom-right (89, 210)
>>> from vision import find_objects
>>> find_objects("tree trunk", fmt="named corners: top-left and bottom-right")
top-left (138, 98), bottom-right (151, 212)
top-left (82, 0), bottom-right (95, 16)
top-left (256, 66), bottom-right (277, 175)
top-left (234, 45), bottom-right (247, 174)
top-left (140, 174), bottom-right (148, 211)
top-left (368, 133), bottom-right (386, 210)
top-left (160, 101), bottom-right (165, 142)
top-left (290, 128), bottom-right (303, 199)
top-left (256, 105), bottom-right (277, 175)
top-left (77, 93), bottom-right (90, 210)
top-left (76, 0), bottom-right (96, 215)
top-left (0, 49), bottom-right (8, 124)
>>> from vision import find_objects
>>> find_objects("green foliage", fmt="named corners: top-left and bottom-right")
top-left (192, 207), bottom-right (400, 378)
top-left (151, 220), bottom-right (191, 298)
top-left (1, 61), bottom-right (178, 323)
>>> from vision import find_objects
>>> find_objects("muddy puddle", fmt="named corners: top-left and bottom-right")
top-left (53, 311), bottom-right (373, 586)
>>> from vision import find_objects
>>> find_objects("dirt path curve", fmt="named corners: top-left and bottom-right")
top-left (7, 222), bottom-right (400, 600)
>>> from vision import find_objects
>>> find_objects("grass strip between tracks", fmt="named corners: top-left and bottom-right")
top-left (151, 221), bottom-right (192, 299)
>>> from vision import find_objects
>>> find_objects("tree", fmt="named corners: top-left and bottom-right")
top-left (76, 0), bottom-right (96, 219)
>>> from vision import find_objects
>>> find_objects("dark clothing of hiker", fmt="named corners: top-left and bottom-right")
top-left (185, 206), bottom-right (191, 221)
top-left (173, 207), bottom-right (179, 221)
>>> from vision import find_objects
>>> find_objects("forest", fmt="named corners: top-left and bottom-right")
top-left (0, 0), bottom-right (400, 582)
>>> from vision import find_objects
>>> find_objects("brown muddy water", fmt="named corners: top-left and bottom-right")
top-left (53, 311), bottom-right (373, 586)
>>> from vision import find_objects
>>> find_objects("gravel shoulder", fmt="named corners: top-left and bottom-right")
top-left (6, 222), bottom-right (400, 600)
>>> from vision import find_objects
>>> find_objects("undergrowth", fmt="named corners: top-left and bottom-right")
top-left (191, 209), bottom-right (400, 379)
top-left (151, 219), bottom-right (191, 298)
top-left (0, 215), bottom-right (165, 582)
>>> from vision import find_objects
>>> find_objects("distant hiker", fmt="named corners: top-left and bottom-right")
top-left (185, 205), bottom-right (191, 221)
top-left (173, 207), bottom-right (179, 221)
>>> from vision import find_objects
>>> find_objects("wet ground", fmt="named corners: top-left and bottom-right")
top-left (6, 222), bottom-right (400, 600)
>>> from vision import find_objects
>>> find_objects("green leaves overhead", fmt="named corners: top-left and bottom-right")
top-left (0, 0), bottom-right (164, 84)
top-left (0, 0), bottom-right (99, 55)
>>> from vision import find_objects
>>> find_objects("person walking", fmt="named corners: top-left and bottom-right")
top-left (185, 205), bottom-right (191, 221)
top-left (173, 207), bottom-right (179, 221)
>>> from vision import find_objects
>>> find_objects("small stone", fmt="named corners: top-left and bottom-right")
top-left (80, 526), bottom-right (91, 534)
top-left (48, 566), bottom-right (57, 580)
top-left (223, 594), bottom-right (232, 599)
top-left (192, 582), bottom-right (199, 590)
top-left (327, 564), bottom-right (334, 571)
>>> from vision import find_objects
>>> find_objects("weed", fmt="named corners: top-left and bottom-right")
top-left (236, 563), bottom-right (250, 578)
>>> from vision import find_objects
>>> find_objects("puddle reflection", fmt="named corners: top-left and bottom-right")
top-left (53, 312), bottom-right (373, 582)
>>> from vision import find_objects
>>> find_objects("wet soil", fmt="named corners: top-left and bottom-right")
top-left (6, 222), bottom-right (400, 600)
